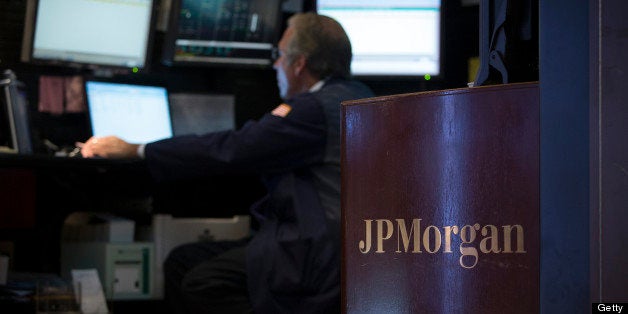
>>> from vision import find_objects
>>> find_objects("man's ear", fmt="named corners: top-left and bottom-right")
top-left (292, 54), bottom-right (307, 75)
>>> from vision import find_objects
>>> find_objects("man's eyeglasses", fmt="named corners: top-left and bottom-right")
top-left (271, 47), bottom-right (279, 62)
top-left (271, 48), bottom-right (291, 63)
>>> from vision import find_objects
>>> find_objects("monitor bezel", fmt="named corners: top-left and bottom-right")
top-left (160, 0), bottom-right (284, 69)
top-left (20, 0), bottom-right (159, 73)
top-left (315, 0), bottom-right (445, 81)
top-left (83, 80), bottom-right (174, 143)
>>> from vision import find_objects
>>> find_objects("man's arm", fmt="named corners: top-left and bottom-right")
top-left (144, 96), bottom-right (328, 181)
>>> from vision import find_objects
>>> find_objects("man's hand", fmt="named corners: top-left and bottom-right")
top-left (79, 136), bottom-right (140, 159)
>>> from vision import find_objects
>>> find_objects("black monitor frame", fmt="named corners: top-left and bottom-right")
top-left (0, 70), bottom-right (33, 154)
top-left (20, 0), bottom-right (159, 73)
top-left (83, 80), bottom-right (174, 144)
top-left (315, 0), bottom-right (444, 81)
top-left (161, 0), bottom-right (283, 69)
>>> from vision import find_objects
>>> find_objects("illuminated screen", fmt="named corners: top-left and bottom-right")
top-left (22, 0), bottom-right (154, 69)
top-left (317, 0), bottom-right (441, 77)
top-left (162, 0), bottom-right (282, 67)
top-left (86, 81), bottom-right (173, 143)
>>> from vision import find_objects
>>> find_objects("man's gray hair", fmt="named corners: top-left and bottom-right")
top-left (285, 13), bottom-right (352, 79)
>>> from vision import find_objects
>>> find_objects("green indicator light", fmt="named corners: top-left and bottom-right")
top-left (424, 74), bottom-right (431, 81)
top-left (132, 67), bottom-right (139, 73)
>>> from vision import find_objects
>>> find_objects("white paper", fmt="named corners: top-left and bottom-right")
top-left (71, 269), bottom-right (109, 314)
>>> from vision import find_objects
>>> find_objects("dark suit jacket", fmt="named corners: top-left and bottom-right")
top-left (144, 78), bottom-right (374, 313)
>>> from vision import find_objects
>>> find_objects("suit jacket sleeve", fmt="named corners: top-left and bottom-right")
top-left (144, 94), bottom-right (327, 181)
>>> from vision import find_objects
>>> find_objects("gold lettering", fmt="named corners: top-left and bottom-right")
top-left (422, 225), bottom-right (442, 253)
top-left (480, 225), bottom-right (501, 253)
top-left (502, 225), bottom-right (526, 253)
top-left (359, 219), bottom-right (373, 254)
top-left (443, 225), bottom-right (459, 253)
top-left (375, 219), bottom-right (393, 253)
top-left (356, 217), bottom-right (528, 269)
top-left (459, 224), bottom-right (480, 269)
top-left (396, 219), bottom-right (421, 253)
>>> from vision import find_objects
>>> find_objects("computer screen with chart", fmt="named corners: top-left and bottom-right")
top-left (162, 0), bottom-right (282, 67)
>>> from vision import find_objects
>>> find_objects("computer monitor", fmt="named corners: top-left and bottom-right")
top-left (85, 81), bottom-right (173, 143)
top-left (317, 0), bottom-right (442, 77)
top-left (0, 70), bottom-right (32, 154)
top-left (21, 0), bottom-right (157, 71)
top-left (161, 0), bottom-right (283, 68)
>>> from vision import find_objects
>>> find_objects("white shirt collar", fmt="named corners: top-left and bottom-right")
top-left (309, 80), bottom-right (325, 93)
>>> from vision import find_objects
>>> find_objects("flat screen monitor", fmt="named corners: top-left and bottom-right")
top-left (85, 81), bottom-right (173, 143)
top-left (317, 0), bottom-right (442, 77)
top-left (0, 71), bottom-right (32, 154)
top-left (21, 0), bottom-right (156, 71)
top-left (162, 0), bottom-right (282, 67)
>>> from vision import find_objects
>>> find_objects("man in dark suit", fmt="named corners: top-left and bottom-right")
top-left (81, 12), bottom-right (374, 313)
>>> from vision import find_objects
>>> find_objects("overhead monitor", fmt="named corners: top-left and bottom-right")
top-left (21, 0), bottom-right (156, 71)
top-left (161, 0), bottom-right (283, 67)
top-left (317, 0), bottom-right (442, 77)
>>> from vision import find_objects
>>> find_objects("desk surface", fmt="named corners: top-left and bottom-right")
top-left (0, 152), bottom-right (147, 171)
top-left (0, 152), bottom-right (153, 218)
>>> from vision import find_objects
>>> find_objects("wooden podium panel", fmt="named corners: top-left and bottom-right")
top-left (341, 83), bottom-right (539, 313)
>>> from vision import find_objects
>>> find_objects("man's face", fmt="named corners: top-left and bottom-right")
top-left (273, 27), bottom-right (299, 99)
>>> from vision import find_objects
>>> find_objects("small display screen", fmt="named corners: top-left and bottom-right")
top-left (85, 81), bottom-right (173, 143)
top-left (163, 0), bottom-right (282, 67)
